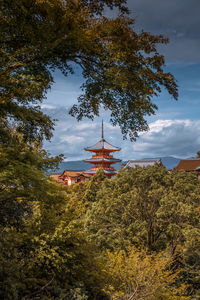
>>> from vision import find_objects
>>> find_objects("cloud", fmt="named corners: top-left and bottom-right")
top-left (129, 0), bottom-right (200, 35)
top-left (40, 104), bottom-right (56, 109)
top-left (42, 106), bottom-right (124, 160)
top-left (43, 107), bottom-right (104, 160)
top-left (134, 119), bottom-right (200, 158)
top-left (42, 107), bottom-right (200, 161)
top-left (127, 0), bottom-right (200, 63)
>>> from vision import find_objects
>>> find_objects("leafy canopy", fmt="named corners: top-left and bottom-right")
top-left (1, 0), bottom-right (178, 141)
top-left (104, 247), bottom-right (188, 300)
top-left (1, 158), bottom-right (199, 298)
top-left (83, 166), bottom-right (200, 297)
top-left (85, 166), bottom-right (200, 252)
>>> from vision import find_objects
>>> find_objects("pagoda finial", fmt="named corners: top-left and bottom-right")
top-left (101, 119), bottom-right (104, 139)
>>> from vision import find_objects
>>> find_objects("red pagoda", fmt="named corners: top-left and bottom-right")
top-left (84, 121), bottom-right (121, 178)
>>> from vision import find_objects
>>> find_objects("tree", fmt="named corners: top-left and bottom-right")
top-left (0, 124), bottom-right (64, 227)
top-left (84, 166), bottom-right (200, 297)
top-left (0, 195), bottom-right (109, 299)
top-left (85, 166), bottom-right (200, 252)
top-left (1, 0), bottom-right (178, 141)
top-left (104, 247), bottom-right (188, 300)
top-left (0, 143), bottom-right (109, 299)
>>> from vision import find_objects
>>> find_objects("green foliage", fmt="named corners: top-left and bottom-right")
top-left (0, 131), bottom-right (110, 299)
top-left (84, 166), bottom-right (200, 297)
top-left (104, 247), bottom-right (188, 300)
top-left (0, 158), bottom-right (108, 299)
top-left (0, 128), bottom-right (63, 228)
top-left (85, 166), bottom-right (200, 252)
top-left (1, 158), bottom-right (199, 298)
top-left (82, 168), bottom-right (106, 202)
top-left (1, 0), bottom-right (178, 140)
top-left (0, 210), bottom-right (108, 299)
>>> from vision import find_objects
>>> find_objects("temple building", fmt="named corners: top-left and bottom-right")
top-left (59, 170), bottom-right (91, 185)
top-left (125, 159), bottom-right (162, 168)
top-left (175, 158), bottom-right (200, 179)
top-left (84, 121), bottom-right (121, 178)
top-left (50, 170), bottom-right (91, 186)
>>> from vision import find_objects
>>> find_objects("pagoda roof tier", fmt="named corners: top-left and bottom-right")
top-left (84, 138), bottom-right (121, 152)
top-left (84, 157), bottom-right (121, 164)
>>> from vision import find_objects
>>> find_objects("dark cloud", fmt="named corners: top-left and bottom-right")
top-left (129, 0), bottom-right (200, 35)
top-left (127, 0), bottom-right (200, 62)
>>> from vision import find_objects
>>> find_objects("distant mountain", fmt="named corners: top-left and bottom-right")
top-left (159, 156), bottom-right (180, 170)
top-left (52, 156), bottom-right (180, 174)
top-left (143, 156), bottom-right (180, 170)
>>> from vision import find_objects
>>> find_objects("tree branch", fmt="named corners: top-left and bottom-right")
top-left (24, 275), bottom-right (54, 299)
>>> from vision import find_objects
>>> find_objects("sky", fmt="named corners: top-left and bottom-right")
top-left (43, 0), bottom-right (200, 161)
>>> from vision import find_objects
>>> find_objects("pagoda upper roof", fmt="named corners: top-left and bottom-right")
top-left (84, 138), bottom-right (121, 152)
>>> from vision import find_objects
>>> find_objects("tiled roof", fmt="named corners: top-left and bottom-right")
top-left (84, 138), bottom-right (121, 152)
top-left (60, 170), bottom-right (89, 178)
top-left (125, 159), bottom-right (162, 168)
top-left (84, 157), bottom-right (121, 163)
top-left (175, 159), bottom-right (200, 171)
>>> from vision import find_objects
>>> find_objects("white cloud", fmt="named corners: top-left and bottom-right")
top-left (134, 119), bottom-right (200, 158)
top-left (75, 122), bottom-right (98, 131)
top-left (60, 135), bottom-right (85, 144)
top-left (40, 104), bottom-right (56, 109)
top-left (42, 106), bottom-right (200, 161)
top-left (42, 107), bottom-right (123, 160)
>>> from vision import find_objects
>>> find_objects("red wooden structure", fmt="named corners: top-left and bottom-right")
top-left (84, 121), bottom-right (121, 178)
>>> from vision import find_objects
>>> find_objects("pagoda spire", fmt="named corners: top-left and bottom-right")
top-left (101, 119), bottom-right (104, 140)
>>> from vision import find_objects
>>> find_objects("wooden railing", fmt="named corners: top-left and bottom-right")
top-left (91, 166), bottom-right (114, 171)
top-left (92, 154), bottom-right (113, 159)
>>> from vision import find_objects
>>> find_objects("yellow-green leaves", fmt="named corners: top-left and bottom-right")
top-left (104, 247), bottom-right (188, 300)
